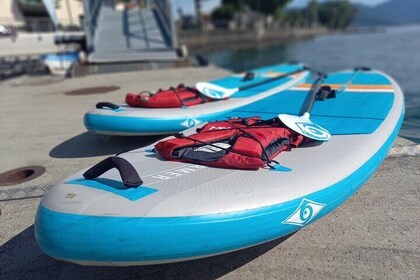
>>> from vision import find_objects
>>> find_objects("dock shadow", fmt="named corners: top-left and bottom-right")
top-left (0, 225), bottom-right (296, 280)
top-left (49, 132), bottom-right (165, 158)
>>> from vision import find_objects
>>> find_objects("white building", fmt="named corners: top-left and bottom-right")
top-left (0, 0), bottom-right (84, 30)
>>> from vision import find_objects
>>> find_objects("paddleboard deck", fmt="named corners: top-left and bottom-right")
top-left (83, 63), bottom-right (309, 135)
top-left (35, 69), bottom-right (404, 266)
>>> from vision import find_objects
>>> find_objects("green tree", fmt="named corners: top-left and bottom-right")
top-left (212, 4), bottom-right (236, 21)
top-left (283, 9), bottom-right (305, 26)
top-left (318, 0), bottom-right (357, 29)
top-left (284, 0), bottom-right (356, 29)
top-left (306, 1), bottom-right (320, 24)
top-left (222, 0), bottom-right (292, 15)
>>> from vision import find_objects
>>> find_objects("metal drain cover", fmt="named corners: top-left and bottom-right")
top-left (0, 166), bottom-right (46, 186)
top-left (64, 86), bottom-right (120, 95)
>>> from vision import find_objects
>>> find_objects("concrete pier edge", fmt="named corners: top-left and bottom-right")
top-left (0, 67), bottom-right (418, 279)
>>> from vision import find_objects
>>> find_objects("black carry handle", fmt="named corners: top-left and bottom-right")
top-left (96, 102), bottom-right (120, 110)
top-left (83, 156), bottom-right (143, 188)
top-left (354, 66), bottom-right (371, 71)
top-left (243, 71), bottom-right (256, 81)
top-left (316, 85), bottom-right (336, 101)
top-left (239, 66), bottom-right (310, 91)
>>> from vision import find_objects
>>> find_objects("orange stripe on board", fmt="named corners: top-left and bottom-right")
top-left (295, 83), bottom-right (393, 90)
top-left (348, 85), bottom-right (393, 89)
top-left (266, 71), bottom-right (304, 78)
top-left (264, 71), bottom-right (286, 77)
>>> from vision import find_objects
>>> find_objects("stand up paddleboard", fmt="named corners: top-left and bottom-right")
top-left (35, 68), bottom-right (404, 266)
top-left (83, 63), bottom-right (309, 136)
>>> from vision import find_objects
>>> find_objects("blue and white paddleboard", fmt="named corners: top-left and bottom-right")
top-left (83, 63), bottom-right (309, 135)
top-left (35, 69), bottom-right (404, 266)
top-left (42, 51), bottom-right (79, 76)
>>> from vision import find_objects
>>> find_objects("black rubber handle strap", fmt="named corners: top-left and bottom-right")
top-left (243, 71), bottom-right (256, 81)
top-left (354, 66), bottom-right (371, 71)
top-left (83, 156), bottom-right (143, 188)
top-left (316, 85), bottom-right (336, 101)
top-left (96, 102), bottom-right (120, 110)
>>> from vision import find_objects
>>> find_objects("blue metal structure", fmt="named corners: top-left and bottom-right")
top-left (82, 0), bottom-right (178, 63)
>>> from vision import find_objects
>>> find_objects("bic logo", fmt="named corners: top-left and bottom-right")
top-left (202, 87), bottom-right (223, 99)
top-left (181, 118), bottom-right (201, 128)
top-left (296, 122), bottom-right (330, 140)
top-left (282, 198), bottom-right (326, 227)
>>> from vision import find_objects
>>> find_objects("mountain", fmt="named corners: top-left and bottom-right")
top-left (352, 0), bottom-right (420, 26)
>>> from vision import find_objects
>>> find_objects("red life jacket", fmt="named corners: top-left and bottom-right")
top-left (125, 84), bottom-right (215, 108)
top-left (155, 117), bottom-right (306, 170)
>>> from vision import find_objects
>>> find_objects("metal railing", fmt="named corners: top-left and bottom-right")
top-left (82, 0), bottom-right (177, 53)
top-left (82, 0), bottom-right (108, 51)
top-left (148, 0), bottom-right (177, 48)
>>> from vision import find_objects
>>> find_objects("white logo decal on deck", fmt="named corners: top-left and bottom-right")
top-left (151, 164), bottom-right (207, 181)
top-left (203, 87), bottom-right (223, 99)
top-left (282, 198), bottom-right (326, 227)
top-left (209, 126), bottom-right (231, 130)
top-left (296, 122), bottom-right (330, 140)
top-left (194, 143), bottom-right (231, 153)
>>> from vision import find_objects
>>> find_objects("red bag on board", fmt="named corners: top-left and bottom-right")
top-left (126, 84), bottom-right (215, 108)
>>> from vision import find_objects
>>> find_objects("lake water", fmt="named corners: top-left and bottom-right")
top-left (202, 25), bottom-right (420, 143)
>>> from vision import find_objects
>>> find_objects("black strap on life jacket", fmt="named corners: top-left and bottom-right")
top-left (226, 118), bottom-right (289, 163)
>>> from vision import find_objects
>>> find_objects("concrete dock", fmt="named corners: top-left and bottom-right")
top-left (0, 32), bottom-right (81, 57)
top-left (0, 67), bottom-right (419, 279)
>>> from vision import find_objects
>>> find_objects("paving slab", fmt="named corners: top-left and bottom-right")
top-left (0, 67), bottom-right (419, 279)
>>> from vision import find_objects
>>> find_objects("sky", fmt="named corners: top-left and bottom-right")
top-left (172, 0), bottom-right (390, 16)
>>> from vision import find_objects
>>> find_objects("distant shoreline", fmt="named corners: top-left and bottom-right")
top-left (178, 27), bottom-right (328, 53)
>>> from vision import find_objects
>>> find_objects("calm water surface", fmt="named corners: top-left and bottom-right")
top-left (203, 25), bottom-right (420, 143)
